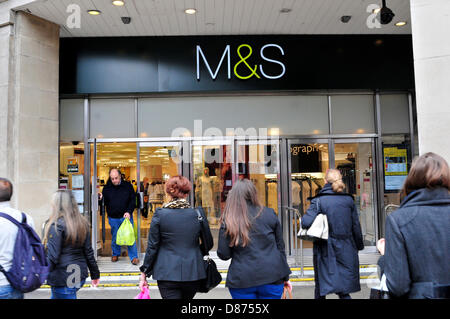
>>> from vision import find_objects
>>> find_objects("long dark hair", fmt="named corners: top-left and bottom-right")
top-left (220, 179), bottom-right (263, 247)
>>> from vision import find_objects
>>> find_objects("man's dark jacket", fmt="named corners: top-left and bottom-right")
top-left (102, 180), bottom-right (136, 219)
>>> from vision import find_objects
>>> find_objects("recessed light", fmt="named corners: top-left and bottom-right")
top-left (395, 21), bottom-right (407, 27)
top-left (185, 8), bottom-right (196, 14)
top-left (87, 10), bottom-right (101, 15)
top-left (112, 0), bottom-right (125, 6)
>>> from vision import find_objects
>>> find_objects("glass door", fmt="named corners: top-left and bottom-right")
top-left (236, 139), bottom-right (281, 216)
top-left (90, 141), bottom-right (138, 259)
top-left (286, 139), bottom-right (330, 268)
top-left (192, 139), bottom-right (234, 251)
top-left (138, 141), bottom-right (184, 256)
top-left (334, 139), bottom-right (377, 247)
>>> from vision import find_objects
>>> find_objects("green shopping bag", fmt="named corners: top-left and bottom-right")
top-left (116, 218), bottom-right (135, 246)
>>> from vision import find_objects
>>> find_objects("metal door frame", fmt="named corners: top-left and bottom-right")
top-left (235, 137), bottom-right (282, 223)
top-left (333, 138), bottom-right (379, 247)
top-left (88, 138), bottom-right (188, 259)
top-left (190, 136), bottom-right (235, 208)
top-left (283, 138), bottom-right (332, 272)
top-left (137, 140), bottom-right (186, 255)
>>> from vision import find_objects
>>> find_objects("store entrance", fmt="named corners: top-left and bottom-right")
top-left (285, 138), bottom-right (377, 268)
top-left (89, 140), bottom-right (185, 260)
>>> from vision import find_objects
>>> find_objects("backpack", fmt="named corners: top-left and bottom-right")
top-left (0, 212), bottom-right (49, 293)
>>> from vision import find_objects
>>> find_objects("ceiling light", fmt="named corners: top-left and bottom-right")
top-left (112, 0), bottom-right (125, 6)
top-left (185, 8), bottom-right (196, 14)
top-left (395, 21), bottom-right (407, 27)
top-left (87, 10), bottom-right (101, 15)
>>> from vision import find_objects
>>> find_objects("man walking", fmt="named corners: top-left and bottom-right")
top-left (100, 169), bottom-right (139, 265)
top-left (0, 178), bottom-right (35, 299)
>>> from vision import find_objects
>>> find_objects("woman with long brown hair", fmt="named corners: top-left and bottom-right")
top-left (217, 179), bottom-right (291, 299)
top-left (43, 190), bottom-right (100, 299)
top-left (376, 152), bottom-right (450, 298)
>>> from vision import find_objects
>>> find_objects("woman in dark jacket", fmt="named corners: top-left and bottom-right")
top-left (302, 169), bottom-right (364, 299)
top-left (217, 179), bottom-right (291, 299)
top-left (43, 190), bottom-right (100, 299)
top-left (139, 176), bottom-right (213, 299)
top-left (377, 152), bottom-right (450, 299)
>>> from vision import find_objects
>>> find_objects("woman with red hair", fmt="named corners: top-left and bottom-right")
top-left (139, 175), bottom-right (213, 299)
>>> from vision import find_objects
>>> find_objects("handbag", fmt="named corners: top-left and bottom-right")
top-left (195, 209), bottom-right (222, 293)
top-left (297, 198), bottom-right (328, 241)
top-left (369, 274), bottom-right (391, 299)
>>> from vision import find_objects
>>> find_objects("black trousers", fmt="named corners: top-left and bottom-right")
top-left (157, 280), bottom-right (202, 299)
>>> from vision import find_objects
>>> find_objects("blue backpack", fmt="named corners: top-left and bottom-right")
top-left (0, 212), bottom-right (49, 293)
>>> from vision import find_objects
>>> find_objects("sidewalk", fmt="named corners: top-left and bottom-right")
top-left (25, 283), bottom-right (372, 299)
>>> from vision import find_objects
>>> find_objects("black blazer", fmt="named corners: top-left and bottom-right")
top-left (46, 218), bottom-right (100, 287)
top-left (217, 205), bottom-right (291, 288)
top-left (140, 207), bottom-right (213, 281)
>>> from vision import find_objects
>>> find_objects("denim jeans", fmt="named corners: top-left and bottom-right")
top-left (108, 217), bottom-right (138, 261)
top-left (0, 285), bottom-right (24, 299)
top-left (229, 284), bottom-right (284, 299)
top-left (50, 280), bottom-right (86, 299)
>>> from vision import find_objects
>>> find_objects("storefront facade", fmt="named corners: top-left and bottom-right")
top-left (58, 35), bottom-right (416, 262)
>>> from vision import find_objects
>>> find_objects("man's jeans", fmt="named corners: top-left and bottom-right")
top-left (108, 216), bottom-right (138, 261)
top-left (0, 285), bottom-right (24, 299)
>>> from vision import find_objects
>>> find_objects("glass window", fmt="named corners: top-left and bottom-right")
top-left (90, 99), bottom-right (136, 138)
top-left (59, 142), bottom-right (85, 214)
top-left (335, 142), bottom-right (375, 246)
top-left (138, 95), bottom-right (329, 138)
top-left (60, 99), bottom-right (84, 142)
top-left (380, 94), bottom-right (410, 134)
top-left (330, 95), bottom-right (375, 134)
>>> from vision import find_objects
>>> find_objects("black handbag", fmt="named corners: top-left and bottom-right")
top-left (195, 209), bottom-right (222, 293)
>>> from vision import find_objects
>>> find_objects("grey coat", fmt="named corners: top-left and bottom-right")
top-left (378, 187), bottom-right (450, 299)
top-left (140, 207), bottom-right (212, 281)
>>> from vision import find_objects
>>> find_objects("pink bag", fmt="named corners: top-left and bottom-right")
top-left (134, 286), bottom-right (151, 299)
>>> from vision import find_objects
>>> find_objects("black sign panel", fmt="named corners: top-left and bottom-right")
top-left (60, 35), bottom-right (414, 95)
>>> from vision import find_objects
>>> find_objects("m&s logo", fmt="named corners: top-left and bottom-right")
top-left (196, 44), bottom-right (286, 80)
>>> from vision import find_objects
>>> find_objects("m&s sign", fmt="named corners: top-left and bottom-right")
top-left (196, 44), bottom-right (286, 80)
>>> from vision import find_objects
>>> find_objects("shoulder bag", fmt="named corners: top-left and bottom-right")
top-left (195, 209), bottom-right (222, 293)
top-left (297, 198), bottom-right (329, 242)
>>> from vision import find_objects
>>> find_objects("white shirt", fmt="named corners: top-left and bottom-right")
top-left (0, 201), bottom-right (35, 287)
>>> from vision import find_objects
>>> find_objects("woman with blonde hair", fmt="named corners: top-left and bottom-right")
top-left (217, 179), bottom-right (291, 299)
top-left (302, 168), bottom-right (364, 299)
top-left (43, 190), bottom-right (100, 299)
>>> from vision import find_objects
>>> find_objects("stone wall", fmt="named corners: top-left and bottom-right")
top-left (411, 0), bottom-right (450, 163)
top-left (0, 10), bottom-right (59, 236)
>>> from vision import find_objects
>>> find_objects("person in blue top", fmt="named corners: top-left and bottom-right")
top-left (302, 168), bottom-right (364, 299)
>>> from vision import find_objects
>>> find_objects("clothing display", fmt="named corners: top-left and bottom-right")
top-left (266, 180), bottom-right (278, 214)
top-left (292, 181), bottom-right (301, 206)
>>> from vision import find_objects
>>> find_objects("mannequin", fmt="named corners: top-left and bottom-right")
top-left (195, 167), bottom-right (215, 222)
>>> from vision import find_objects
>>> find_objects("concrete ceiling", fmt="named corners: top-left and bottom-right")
top-left (13, 0), bottom-right (412, 37)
